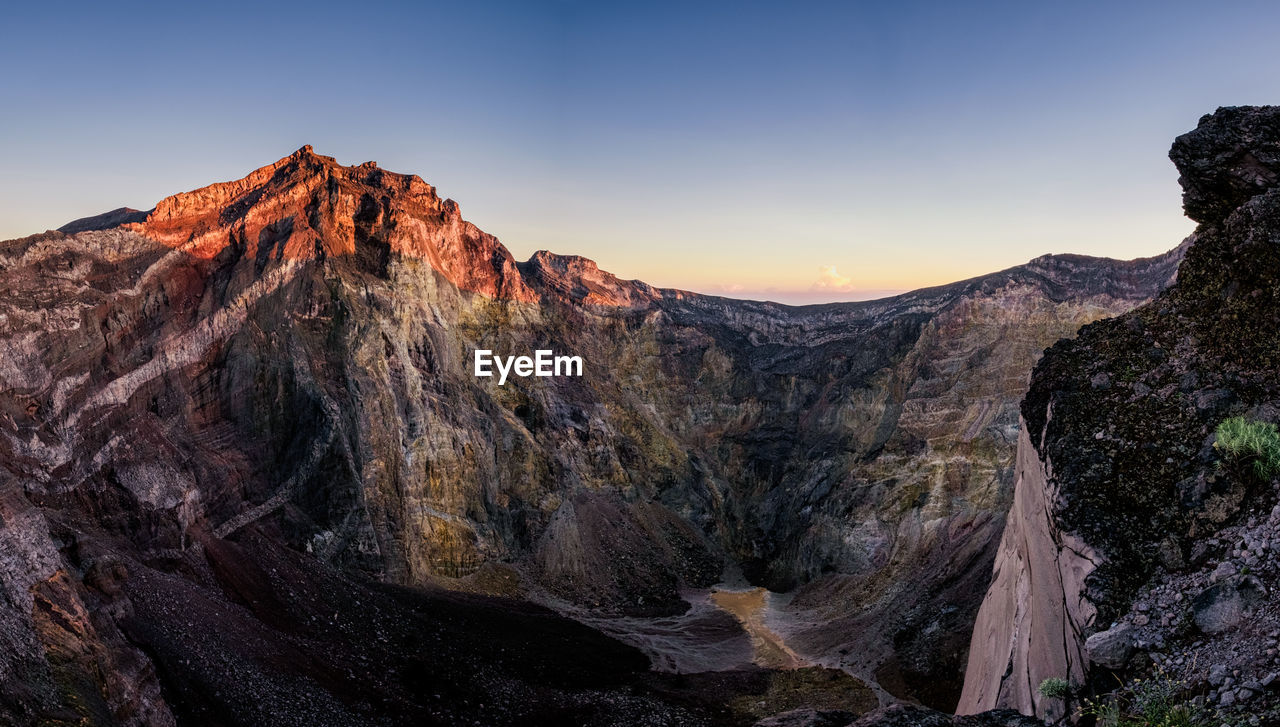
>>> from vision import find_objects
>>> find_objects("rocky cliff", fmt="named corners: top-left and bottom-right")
top-left (960, 106), bottom-right (1280, 723)
top-left (0, 147), bottom-right (1181, 724)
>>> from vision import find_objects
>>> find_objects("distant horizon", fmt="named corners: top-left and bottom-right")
top-left (39, 187), bottom-right (915, 305)
top-left (8, 2), bottom-right (1278, 303)
top-left (38, 142), bottom-right (1188, 308)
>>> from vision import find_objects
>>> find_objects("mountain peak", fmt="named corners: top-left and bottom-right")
top-left (131, 145), bottom-right (426, 254)
top-left (58, 207), bottom-right (149, 234)
top-left (118, 147), bottom-right (537, 301)
top-left (521, 250), bottom-right (667, 307)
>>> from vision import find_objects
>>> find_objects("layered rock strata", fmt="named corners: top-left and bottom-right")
top-left (0, 147), bottom-right (1183, 722)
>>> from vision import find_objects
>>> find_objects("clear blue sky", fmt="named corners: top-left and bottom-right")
top-left (3, 1), bottom-right (1278, 303)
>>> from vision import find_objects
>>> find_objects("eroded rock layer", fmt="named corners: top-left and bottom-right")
top-left (0, 148), bottom-right (1181, 723)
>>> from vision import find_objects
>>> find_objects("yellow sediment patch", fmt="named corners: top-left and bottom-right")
top-left (710, 587), bottom-right (806, 669)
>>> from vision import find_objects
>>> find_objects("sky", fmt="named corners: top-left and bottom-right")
top-left (3, 1), bottom-right (1280, 304)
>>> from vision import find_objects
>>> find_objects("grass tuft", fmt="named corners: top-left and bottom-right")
top-left (1215, 416), bottom-right (1280, 480)
top-left (1078, 668), bottom-right (1215, 727)
top-left (1038, 677), bottom-right (1071, 701)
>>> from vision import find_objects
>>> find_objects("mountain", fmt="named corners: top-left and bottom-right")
top-left (0, 146), bottom-right (1181, 725)
top-left (960, 106), bottom-right (1280, 724)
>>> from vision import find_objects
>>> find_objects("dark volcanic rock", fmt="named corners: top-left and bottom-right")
top-left (0, 147), bottom-right (1181, 723)
top-left (849, 704), bottom-right (1041, 727)
top-left (1171, 105), bottom-right (1280, 224)
top-left (962, 106), bottom-right (1280, 721)
top-left (1192, 574), bottom-right (1267, 634)
top-left (1083, 623), bottom-right (1136, 670)
top-left (849, 704), bottom-right (952, 727)
top-left (752, 707), bottom-right (856, 727)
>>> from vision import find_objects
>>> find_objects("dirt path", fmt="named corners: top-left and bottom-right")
top-left (710, 587), bottom-right (808, 669)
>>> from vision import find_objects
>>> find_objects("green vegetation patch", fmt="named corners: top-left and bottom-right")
top-left (1079, 670), bottom-right (1214, 727)
top-left (1215, 416), bottom-right (1280, 480)
top-left (1038, 677), bottom-right (1071, 702)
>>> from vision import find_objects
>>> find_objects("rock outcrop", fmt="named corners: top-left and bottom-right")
top-left (956, 423), bottom-right (1097, 720)
top-left (960, 106), bottom-right (1280, 722)
top-left (0, 147), bottom-right (1183, 723)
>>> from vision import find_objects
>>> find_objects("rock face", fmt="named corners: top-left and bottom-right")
top-left (0, 147), bottom-right (1181, 723)
top-left (664, 250), bottom-right (1181, 707)
top-left (960, 106), bottom-right (1280, 721)
top-left (957, 423), bottom-right (1098, 720)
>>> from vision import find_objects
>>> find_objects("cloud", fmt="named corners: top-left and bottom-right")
top-left (694, 266), bottom-right (903, 305)
top-left (810, 265), bottom-right (855, 293)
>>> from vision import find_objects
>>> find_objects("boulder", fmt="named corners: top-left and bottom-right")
top-left (1085, 623), bottom-right (1136, 670)
top-left (1192, 575), bottom-right (1266, 634)
top-left (1210, 561), bottom-right (1238, 583)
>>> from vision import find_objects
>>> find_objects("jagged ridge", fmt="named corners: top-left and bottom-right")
top-left (0, 147), bottom-right (1187, 724)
